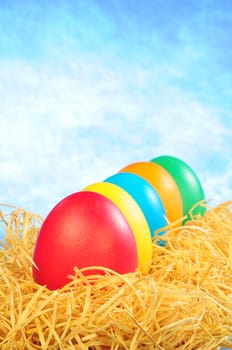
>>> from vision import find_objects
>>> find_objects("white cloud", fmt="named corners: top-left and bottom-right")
top-left (0, 57), bottom-right (231, 217)
top-left (201, 165), bottom-right (232, 207)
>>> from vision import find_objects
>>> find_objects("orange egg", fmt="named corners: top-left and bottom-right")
top-left (119, 161), bottom-right (183, 224)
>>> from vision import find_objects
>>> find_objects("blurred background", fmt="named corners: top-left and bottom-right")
top-left (0, 0), bottom-right (232, 218)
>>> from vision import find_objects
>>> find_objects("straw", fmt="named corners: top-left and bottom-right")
top-left (0, 202), bottom-right (232, 349)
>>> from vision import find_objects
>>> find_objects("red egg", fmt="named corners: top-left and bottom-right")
top-left (33, 191), bottom-right (138, 290)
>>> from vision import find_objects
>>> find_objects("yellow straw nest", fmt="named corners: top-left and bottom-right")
top-left (0, 202), bottom-right (232, 350)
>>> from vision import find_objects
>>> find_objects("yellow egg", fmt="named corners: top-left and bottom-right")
top-left (82, 182), bottom-right (152, 272)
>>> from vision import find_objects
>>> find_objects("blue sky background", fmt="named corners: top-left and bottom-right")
top-left (1, 0), bottom-right (232, 219)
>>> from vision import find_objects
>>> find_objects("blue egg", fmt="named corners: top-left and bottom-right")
top-left (104, 172), bottom-right (167, 238)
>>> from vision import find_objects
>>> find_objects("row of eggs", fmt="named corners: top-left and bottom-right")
top-left (33, 155), bottom-right (206, 290)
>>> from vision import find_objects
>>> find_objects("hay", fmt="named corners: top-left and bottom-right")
top-left (0, 202), bottom-right (232, 349)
